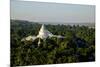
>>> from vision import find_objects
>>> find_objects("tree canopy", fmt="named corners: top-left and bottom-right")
top-left (11, 20), bottom-right (95, 66)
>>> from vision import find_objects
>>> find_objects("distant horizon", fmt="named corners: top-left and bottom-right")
top-left (11, 19), bottom-right (95, 23)
top-left (11, 19), bottom-right (95, 28)
top-left (11, 1), bottom-right (95, 23)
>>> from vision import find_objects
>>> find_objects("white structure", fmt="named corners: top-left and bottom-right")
top-left (21, 24), bottom-right (65, 46)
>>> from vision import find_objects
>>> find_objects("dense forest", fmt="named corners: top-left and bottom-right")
top-left (10, 20), bottom-right (95, 66)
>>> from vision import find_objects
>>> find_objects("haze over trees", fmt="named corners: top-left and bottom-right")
top-left (11, 20), bottom-right (95, 66)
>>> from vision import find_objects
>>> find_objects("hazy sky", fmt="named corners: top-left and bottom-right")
top-left (11, 1), bottom-right (95, 23)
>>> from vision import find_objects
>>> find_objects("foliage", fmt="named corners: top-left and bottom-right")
top-left (10, 20), bottom-right (95, 66)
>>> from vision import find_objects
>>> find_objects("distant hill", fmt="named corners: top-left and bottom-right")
top-left (40, 22), bottom-right (95, 27)
top-left (11, 19), bottom-right (95, 28)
